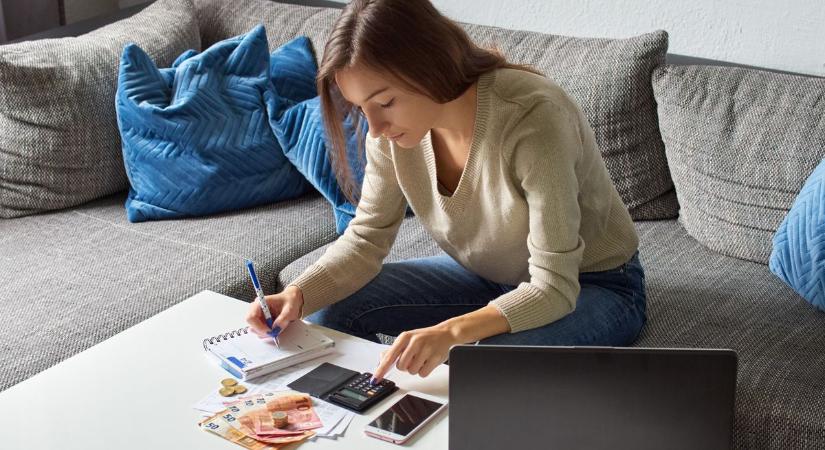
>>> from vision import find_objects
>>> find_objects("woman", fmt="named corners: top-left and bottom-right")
top-left (246, 0), bottom-right (646, 383)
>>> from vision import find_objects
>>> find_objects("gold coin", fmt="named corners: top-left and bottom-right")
top-left (221, 378), bottom-right (238, 387)
top-left (219, 387), bottom-right (236, 397)
top-left (233, 385), bottom-right (248, 395)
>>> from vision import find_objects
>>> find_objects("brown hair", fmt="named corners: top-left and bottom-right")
top-left (317, 0), bottom-right (543, 205)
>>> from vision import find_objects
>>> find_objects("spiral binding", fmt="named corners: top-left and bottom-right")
top-left (202, 326), bottom-right (250, 350)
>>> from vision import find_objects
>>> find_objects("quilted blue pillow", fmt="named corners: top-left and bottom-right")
top-left (268, 94), bottom-right (367, 234)
top-left (262, 34), bottom-right (369, 234)
top-left (769, 158), bottom-right (825, 312)
top-left (268, 34), bottom-right (318, 107)
top-left (115, 25), bottom-right (312, 222)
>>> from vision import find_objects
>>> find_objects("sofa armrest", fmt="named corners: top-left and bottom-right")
top-left (6, 0), bottom-right (344, 44)
top-left (7, 3), bottom-right (151, 43)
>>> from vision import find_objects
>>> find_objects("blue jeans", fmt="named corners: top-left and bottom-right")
top-left (306, 251), bottom-right (646, 346)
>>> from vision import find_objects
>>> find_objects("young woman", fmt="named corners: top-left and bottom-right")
top-left (246, 0), bottom-right (646, 382)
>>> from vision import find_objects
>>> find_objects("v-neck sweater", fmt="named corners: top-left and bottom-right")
top-left (289, 68), bottom-right (639, 333)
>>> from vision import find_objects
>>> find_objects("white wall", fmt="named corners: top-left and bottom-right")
top-left (333, 0), bottom-right (825, 77)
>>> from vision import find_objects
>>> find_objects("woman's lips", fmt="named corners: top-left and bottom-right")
top-left (388, 133), bottom-right (404, 140)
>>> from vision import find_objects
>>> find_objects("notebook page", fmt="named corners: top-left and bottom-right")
top-left (208, 321), bottom-right (332, 370)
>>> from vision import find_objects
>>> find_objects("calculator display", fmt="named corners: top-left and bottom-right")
top-left (368, 394), bottom-right (444, 436)
top-left (340, 388), bottom-right (368, 402)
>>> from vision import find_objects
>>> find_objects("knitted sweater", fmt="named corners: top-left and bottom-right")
top-left (289, 68), bottom-right (639, 333)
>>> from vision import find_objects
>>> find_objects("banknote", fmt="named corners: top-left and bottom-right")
top-left (224, 405), bottom-right (305, 438)
top-left (200, 413), bottom-right (283, 450)
top-left (222, 396), bottom-right (304, 437)
top-left (204, 391), bottom-right (322, 446)
top-left (203, 408), bottom-right (314, 446)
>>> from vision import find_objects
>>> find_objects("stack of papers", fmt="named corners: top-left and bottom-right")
top-left (193, 361), bottom-right (355, 440)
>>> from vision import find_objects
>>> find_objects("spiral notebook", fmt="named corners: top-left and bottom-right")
top-left (202, 320), bottom-right (335, 381)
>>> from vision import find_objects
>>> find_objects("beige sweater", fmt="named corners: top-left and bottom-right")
top-left (289, 68), bottom-right (639, 333)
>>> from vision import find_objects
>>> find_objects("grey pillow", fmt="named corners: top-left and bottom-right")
top-left (196, 0), bottom-right (339, 65)
top-left (0, 0), bottom-right (200, 218)
top-left (652, 64), bottom-right (825, 264)
top-left (462, 26), bottom-right (676, 220)
top-left (196, 0), bottom-right (676, 220)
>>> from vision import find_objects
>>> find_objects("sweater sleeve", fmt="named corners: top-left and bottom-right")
top-left (489, 100), bottom-right (587, 333)
top-left (288, 135), bottom-right (407, 316)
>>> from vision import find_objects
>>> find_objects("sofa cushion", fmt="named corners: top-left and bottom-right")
top-left (633, 219), bottom-right (825, 448)
top-left (652, 64), bottom-right (825, 264)
top-left (0, 191), bottom-right (337, 392)
top-left (0, 0), bottom-right (200, 219)
top-left (196, 0), bottom-right (340, 66)
top-left (116, 26), bottom-right (311, 222)
top-left (195, 0), bottom-right (677, 220)
top-left (769, 158), bottom-right (825, 312)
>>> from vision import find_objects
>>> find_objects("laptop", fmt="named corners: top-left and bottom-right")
top-left (449, 345), bottom-right (737, 450)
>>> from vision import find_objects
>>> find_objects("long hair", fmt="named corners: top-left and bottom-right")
top-left (317, 0), bottom-right (543, 205)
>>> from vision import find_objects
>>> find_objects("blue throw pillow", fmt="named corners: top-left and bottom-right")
top-left (269, 95), bottom-right (367, 234)
top-left (115, 25), bottom-right (313, 222)
top-left (769, 158), bottom-right (825, 312)
top-left (262, 35), bottom-right (369, 234)
top-left (268, 35), bottom-right (318, 105)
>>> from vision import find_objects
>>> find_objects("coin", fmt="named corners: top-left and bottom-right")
top-left (233, 385), bottom-right (248, 395)
top-left (272, 411), bottom-right (288, 428)
top-left (219, 387), bottom-right (235, 397)
top-left (221, 378), bottom-right (238, 387)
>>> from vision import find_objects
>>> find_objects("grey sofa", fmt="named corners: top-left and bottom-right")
top-left (1, 0), bottom-right (823, 448)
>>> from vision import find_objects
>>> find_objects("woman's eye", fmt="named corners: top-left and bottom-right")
top-left (380, 99), bottom-right (395, 108)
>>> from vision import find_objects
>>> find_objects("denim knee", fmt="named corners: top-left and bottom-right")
top-left (304, 307), bottom-right (349, 334)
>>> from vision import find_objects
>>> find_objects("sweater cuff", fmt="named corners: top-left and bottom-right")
top-left (287, 264), bottom-right (340, 317)
top-left (489, 282), bottom-right (575, 333)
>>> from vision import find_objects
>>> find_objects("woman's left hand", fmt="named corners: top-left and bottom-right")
top-left (372, 324), bottom-right (459, 381)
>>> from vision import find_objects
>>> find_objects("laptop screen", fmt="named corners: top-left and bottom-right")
top-left (449, 346), bottom-right (737, 450)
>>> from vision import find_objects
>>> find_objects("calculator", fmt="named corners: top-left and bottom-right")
top-left (287, 362), bottom-right (398, 413)
top-left (327, 372), bottom-right (397, 412)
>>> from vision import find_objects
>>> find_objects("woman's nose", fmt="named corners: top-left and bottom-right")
top-left (363, 112), bottom-right (388, 138)
top-left (367, 122), bottom-right (387, 139)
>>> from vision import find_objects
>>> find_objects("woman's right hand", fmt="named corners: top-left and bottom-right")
top-left (245, 285), bottom-right (304, 338)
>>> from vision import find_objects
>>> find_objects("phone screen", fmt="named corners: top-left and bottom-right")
top-left (367, 394), bottom-right (444, 436)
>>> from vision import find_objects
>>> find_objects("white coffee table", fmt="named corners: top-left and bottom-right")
top-left (0, 290), bottom-right (449, 449)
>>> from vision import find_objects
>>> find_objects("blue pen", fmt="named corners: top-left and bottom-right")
top-left (245, 259), bottom-right (281, 347)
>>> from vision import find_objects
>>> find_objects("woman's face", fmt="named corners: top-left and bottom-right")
top-left (335, 64), bottom-right (440, 149)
